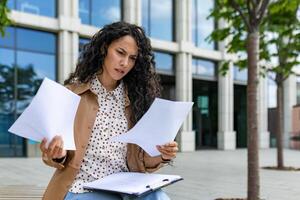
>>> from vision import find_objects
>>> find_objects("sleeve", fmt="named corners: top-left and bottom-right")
top-left (143, 151), bottom-right (169, 173)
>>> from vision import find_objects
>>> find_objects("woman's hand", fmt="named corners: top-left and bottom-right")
top-left (156, 141), bottom-right (178, 161)
top-left (39, 135), bottom-right (67, 160)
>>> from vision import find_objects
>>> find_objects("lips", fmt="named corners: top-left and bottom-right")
top-left (115, 68), bottom-right (125, 74)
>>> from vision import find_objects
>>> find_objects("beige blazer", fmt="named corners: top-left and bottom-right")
top-left (42, 82), bottom-right (164, 200)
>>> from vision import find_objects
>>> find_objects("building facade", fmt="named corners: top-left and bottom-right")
top-left (0, 0), bottom-right (297, 157)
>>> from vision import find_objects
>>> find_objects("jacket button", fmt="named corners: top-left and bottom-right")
top-left (93, 107), bottom-right (98, 111)
top-left (81, 145), bottom-right (86, 149)
top-left (88, 126), bottom-right (91, 130)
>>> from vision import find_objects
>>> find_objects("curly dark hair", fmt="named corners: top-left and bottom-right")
top-left (65, 21), bottom-right (161, 124)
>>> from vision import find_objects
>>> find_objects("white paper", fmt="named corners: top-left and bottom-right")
top-left (8, 77), bottom-right (80, 150)
top-left (111, 98), bottom-right (193, 156)
top-left (83, 172), bottom-right (182, 196)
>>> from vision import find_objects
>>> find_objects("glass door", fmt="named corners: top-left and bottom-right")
top-left (193, 80), bottom-right (218, 149)
top-left (234, 85), bottom-right (247, 148)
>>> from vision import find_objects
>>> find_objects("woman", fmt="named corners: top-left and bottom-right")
top-left (40, 21), bottom-right (178, 200)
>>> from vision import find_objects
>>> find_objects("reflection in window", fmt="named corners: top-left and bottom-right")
top-left (192, 58), bottom-right (216, 77)
top-left (79, 0), bottom-right (89, 24)
top-left (197, 96), bottom-right (209, 114)
top-left (0, 27), bottom-right (57, 156)
top-left (0, 48), bottom-right (17, 156)
top-left (17, 51), bottom-right (55, 82)
top-left (0, 48), bottom-right (15, 114)
top-left (234, 66), bottom-right (247, 82)
top-left (154, 52), bottom-right (174, 72)
top-left (17, 28), bottom-right (56, 53)
top-left (79, 0), bottom-right (122, 27)
top-left (7, 0), bottom-right (14, 9)
top-left (17, 51), bottom-right (56, 113)
top-left (0, 27), bottom-right (15, 48)
top-left (192, 0), bottom-right (215, 49)
top-left (79, 38), bottom-right (90, 54)
top-left (8, 0), bottom-right (56, 17)
top-left (142, 0), bottom-right (174, 41)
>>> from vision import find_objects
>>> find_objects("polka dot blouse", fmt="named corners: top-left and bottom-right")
top-left (69, 76), bottom-right (129, 193)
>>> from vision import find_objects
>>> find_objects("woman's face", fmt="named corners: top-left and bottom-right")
top-left (102, 35), bottom-right (138, 83)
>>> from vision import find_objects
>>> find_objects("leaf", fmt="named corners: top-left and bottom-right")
top-left (218, 61), bottom-right (230, 76)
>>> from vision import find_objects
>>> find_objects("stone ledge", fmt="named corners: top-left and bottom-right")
top-left (0, 185), bottom-right (44, 199)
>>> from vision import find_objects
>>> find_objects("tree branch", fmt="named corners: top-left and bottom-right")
top-left (257, 0), bottom-right (269, 24)
top-left (256, 0), bottom-right (263, 14)
top-left (247, 0), bottom-right (254, 22)
top-left (229, 0), bottom-right (252, 32)
top-left (250, 0), bottom-right (257, 6)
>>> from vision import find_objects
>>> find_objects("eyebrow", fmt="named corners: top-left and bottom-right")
top-left (119, 47), bottom-right (137, 57)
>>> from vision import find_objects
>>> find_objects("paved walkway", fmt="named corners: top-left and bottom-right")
top-left (1, 149), bottom-right (300, 200)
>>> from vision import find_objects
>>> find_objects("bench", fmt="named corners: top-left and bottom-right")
top-left (0, 185), bottom-right (44, 199)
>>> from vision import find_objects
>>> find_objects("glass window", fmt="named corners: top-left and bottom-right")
top-left (0, 48), bottom-right (16, 156)
top-left (192, 58), bottom-right (216, 77)
top-left (192, 0), bottom-right (215, 49)
top-left (0, 27), bottom-right (57, 157)
top-left (8, 0), bottom-right (56, 18)
top-left (91, 0), bottom-right (121, 27)
top-left (7, 0), bottom-right (14, 9)
top-left (17, 51), bottom-right (56, 80)
top-left (142, 0), bottom-right (174, 41)
top-left (16, 51), bottom-right (55, 112)
top-left (0, 27), bottom-right (15, 48)
top-left (79, 0), bottom-right (122, 27)
top-left (197, 95), bottom-right (209, 114)
top-left (79, 38), bottom-right (90, 53)
top-left (17, 28), bottom-right (56, 54)
top-left (0, 48), bottom-right (15, 114)
top-left (154, 51), bottom-right (174, 72)
top-left (234, 66), bottom-right (247, 82)
top-left (0, 48), bottom-right (15, 68)
top-left (79, 0), bottom-right (90, 24)
top-left (142, 0), bottom-right (149, 35)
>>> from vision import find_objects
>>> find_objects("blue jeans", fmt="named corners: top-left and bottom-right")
top-left (64, 189), bottom-right (170, 200)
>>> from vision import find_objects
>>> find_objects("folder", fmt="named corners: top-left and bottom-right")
top-left (83, 172), bottom-right (183, 197)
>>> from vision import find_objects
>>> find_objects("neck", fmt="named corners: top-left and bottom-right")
top-left (97, 73), bottom-right (117, 91)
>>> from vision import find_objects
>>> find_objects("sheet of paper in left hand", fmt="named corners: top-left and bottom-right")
top-left (8, 77), bottom-right (80, 150)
